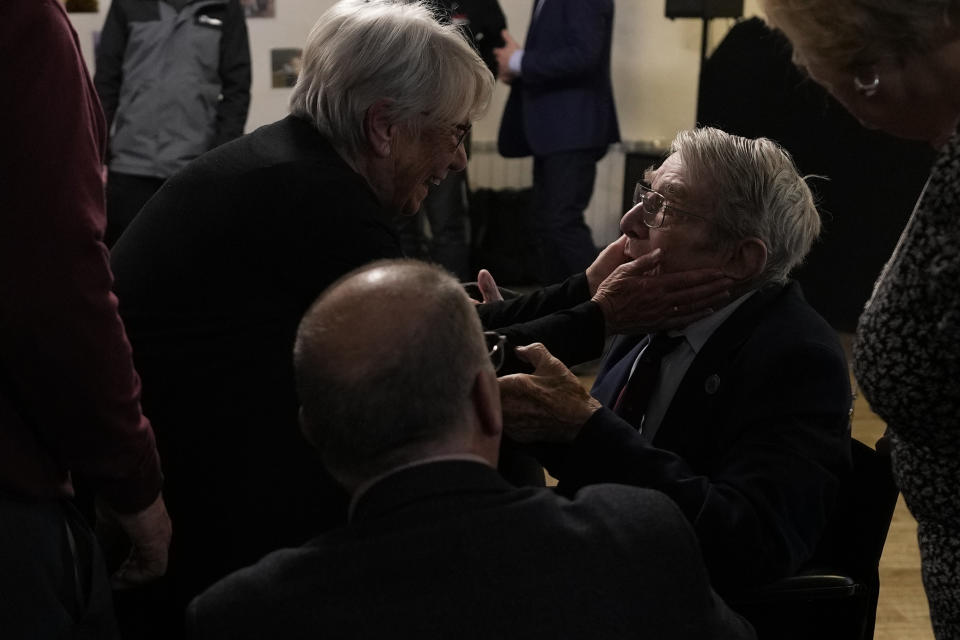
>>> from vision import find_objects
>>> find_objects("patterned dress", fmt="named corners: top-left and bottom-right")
top-left (854, 131), bottom-right (960, 639)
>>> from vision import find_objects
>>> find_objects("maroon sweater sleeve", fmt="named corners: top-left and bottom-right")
top-left (0, 0), bottom-right (162, 514)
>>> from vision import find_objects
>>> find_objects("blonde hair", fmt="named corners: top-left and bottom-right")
top-left (762, 0), bottom-right (960, 69)
top-left (289, 0), bottom-right (494, 161)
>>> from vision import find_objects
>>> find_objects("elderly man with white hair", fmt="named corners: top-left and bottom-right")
top-left (500, 127), bottom-right (853, 595)
top-left (108, 1), bottom-right (731, 636)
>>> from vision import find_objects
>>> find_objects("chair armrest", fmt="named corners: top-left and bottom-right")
top-left (731, 572), bottom-right (861, 604)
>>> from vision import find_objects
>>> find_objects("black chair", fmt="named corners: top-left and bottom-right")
top-left (729, 436), bottom-right (899, 640)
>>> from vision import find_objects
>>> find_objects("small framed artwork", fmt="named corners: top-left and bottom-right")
top-left (241, 0), bottom-right (275, 18)
top-left (66, 0), bottom-right (99, 12)
top-left (271, 48), bottom-right (302, 88)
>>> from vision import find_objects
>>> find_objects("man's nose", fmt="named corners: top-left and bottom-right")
top-left (620, 202), bottom-right (649, 239)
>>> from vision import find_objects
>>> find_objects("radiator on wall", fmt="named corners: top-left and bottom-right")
top-left (466, 141), bottom-right (665, 247)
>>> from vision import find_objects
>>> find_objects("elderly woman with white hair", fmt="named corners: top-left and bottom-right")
top-left (106, 1), bottom-right (496, 636)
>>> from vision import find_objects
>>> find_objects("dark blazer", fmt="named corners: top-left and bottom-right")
top-left (497, 0), bottom-right (620, 157)
top-left (543, 282), bottom-right (852, 592)
top-left (187, 460), bottom-right (755, 640)
top-left (110, 116), bottom-right (405, 627)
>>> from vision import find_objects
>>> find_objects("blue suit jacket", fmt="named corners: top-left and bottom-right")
top-left (497, 0), bottom-right (620, 157)
top-left (540, 282), bottom-right (853, 592)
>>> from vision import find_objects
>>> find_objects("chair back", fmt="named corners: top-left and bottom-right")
top-left (730, 436), bottom-right (899, 640)
top-left (809, 436), bottom-right (898, 578)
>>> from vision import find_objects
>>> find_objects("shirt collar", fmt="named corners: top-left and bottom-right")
top-left (348, 453), bottom-right (492, 521)
top-left (671, 289), bottom-right (757, 354)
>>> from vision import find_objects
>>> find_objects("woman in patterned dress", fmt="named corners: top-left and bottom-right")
top-left (759, 1), bottom-right (960, 637)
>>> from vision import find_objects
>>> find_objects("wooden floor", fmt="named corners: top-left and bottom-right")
top-left (570, 331), bottom-right (935, 639)
top-left (850, 385), bottom-right (934, 639)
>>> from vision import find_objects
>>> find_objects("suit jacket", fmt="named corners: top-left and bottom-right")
top-left (542, 282), bottom-right (852, 592)
top-left (497, 0), bottom-right (620, 157)
top-left (187, 460), bottom-right (755, 639)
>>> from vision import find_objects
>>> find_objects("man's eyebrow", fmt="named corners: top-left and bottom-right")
top-left (662, 182), bottom-right (687, 199)
top-left (643, 167), bottom-right (687, 200)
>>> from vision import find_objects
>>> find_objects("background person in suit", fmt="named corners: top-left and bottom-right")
top-left (500, 127), bottom-right (853, 593)
top-left (186, 259), bottom-right (755, 640)
top-left (397, 0), bottom-right (507, 280)
top-left (495, 0), bottom-right (620, 284)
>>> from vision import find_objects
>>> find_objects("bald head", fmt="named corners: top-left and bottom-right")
top-left (294, 260), bottom-right (499, 490)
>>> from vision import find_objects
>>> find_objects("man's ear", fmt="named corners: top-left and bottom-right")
top-left (723, 237), bottom-right (768, 281)
top-left (364, 99), bottom-right (396, 159)
top-left (472, 369), bottom-right (503, 440)
top-left (298, 406), bottom-right (317, 448)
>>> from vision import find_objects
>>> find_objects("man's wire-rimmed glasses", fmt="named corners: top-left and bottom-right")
top-left (633, 182), bottom-right (715, 229)
top-left (484, 331), bottom-right (507, 372)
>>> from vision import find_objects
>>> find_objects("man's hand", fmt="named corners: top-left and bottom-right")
top-left (585, 235), bottom-right (631, 295)
top-left (499, 343), bottom-right (601, 443)
top-left (593, 249), bottom-right (733, 334)
top-left (99, 492), bottom-right (172, 589)
top-left (494, 29), bottom-right (520, 83)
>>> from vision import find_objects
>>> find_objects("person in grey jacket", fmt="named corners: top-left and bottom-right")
top-left (94, 0), bottom-right (251, 245)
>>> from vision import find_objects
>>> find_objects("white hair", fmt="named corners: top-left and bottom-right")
top-left (289, 0), bottom-right (494, 161)
top-left (671, 127), bottom-right (822, 284)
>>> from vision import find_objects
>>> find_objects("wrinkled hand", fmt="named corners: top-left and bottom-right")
top-left (99, 492), bottom-right (172, 589)
top-left (585, 235), bottom-right (630, 295)
top-left (494, 29), bottom-right (520, 83)
top-left (498, 343), bottom-right (601, 443)
top-left (593, 248), bottom-right (733, 334)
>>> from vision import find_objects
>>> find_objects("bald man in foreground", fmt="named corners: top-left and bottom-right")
top-left (185, 260), bottom-right (754, 639)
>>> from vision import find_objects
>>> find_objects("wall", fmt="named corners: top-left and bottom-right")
top-left (67, 1), bottom-right (764, 245)
top-left (68, 0), bottom-right (764, 145)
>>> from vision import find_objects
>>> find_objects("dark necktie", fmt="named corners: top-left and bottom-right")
top-left (613, 334), bottom-right (685, 430)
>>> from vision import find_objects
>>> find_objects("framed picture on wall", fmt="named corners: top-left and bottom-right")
top-left (271, 48), bottom-right (302, 88)
top-left (66, 0), bottom-right (98, 12)
top-left (241, 0), bottom-right (275, 18)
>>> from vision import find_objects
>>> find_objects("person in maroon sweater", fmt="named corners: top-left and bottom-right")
top-left (0, 0), bottom-right (172, 636)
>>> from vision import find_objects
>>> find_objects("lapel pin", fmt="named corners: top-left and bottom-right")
top-left (704, 374), bottom-right (721, 395)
